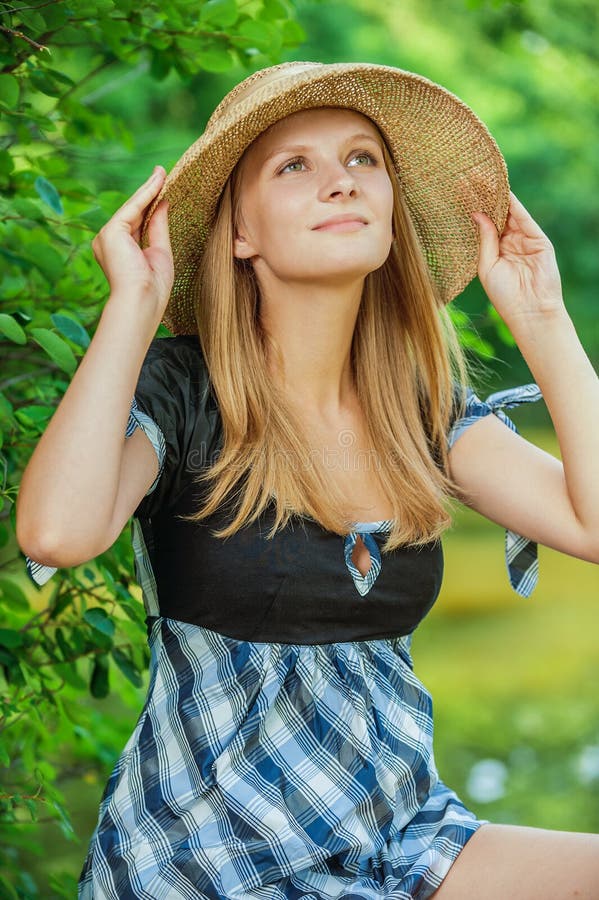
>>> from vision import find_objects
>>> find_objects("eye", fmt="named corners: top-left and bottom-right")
top-left (279, 156), bottom-right (305, 174)
top-left (348, 151), bottom-right (377, 166)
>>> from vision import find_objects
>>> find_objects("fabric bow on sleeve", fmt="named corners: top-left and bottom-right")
top-left (447, 382), bottom-right (544, 598)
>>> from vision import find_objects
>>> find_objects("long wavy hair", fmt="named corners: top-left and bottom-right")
top-left (179, 118), bottom-right (477, 552)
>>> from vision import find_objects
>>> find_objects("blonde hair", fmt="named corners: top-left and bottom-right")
top-left (180, 122), bottom-right (477, 552)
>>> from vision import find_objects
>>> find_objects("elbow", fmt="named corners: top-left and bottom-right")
top-left (17, 525), bottom-right (105, 571)
top-left (17, 530), bottom-right (72, 570)
top-left (15, 495), bottom-right (62, 568)
top-left (16, 495), bottom-right (114, 570)
top-left (20, 540), bottom-right (100, 571)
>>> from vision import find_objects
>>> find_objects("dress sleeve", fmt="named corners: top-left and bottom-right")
top-left (447, 382), bottom-right (544, 599)
top-left (127, 336), bottom-right (190, 522)
top-left (24, 335), bottom-right (219, 588)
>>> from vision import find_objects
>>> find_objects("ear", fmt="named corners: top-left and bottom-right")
top-left (233, 228), bottom-right (257, 260)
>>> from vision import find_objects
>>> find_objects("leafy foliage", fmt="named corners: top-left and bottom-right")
top-left (0, 0), bottom-right (308, 895)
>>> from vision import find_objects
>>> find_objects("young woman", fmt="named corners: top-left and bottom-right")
top-left (17, 61), bottom-right (599, 899)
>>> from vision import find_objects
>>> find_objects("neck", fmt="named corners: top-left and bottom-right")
top-left (260, 278), bottom-right (364, 419)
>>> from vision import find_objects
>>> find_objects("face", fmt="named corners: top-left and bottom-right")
top-left (232, 107), bottom-right (395, 289)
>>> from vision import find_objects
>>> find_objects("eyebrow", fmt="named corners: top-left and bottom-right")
top-left (262, 132), bottom-right (383, 166)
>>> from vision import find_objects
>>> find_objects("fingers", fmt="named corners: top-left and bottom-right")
top-left (91, 165), bottom-right (170, 268)
top-left (506, 190), bottom-right (547, 239)
top-left (145, 197), bottom-right (172, 257)
top-left (113, 166), bottom-right (167, 232)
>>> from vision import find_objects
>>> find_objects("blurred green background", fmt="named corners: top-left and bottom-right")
top-left (1, 0), bottom-right (598, 895)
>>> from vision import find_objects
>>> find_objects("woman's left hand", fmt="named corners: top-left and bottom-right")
top-left (472, 190), bottom-right (566, 327)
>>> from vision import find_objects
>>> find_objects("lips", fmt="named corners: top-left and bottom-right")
top-left (312, 214), bottom-right (368, 229)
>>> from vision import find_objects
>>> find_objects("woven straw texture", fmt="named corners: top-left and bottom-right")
top-left (140, 61), bottom-right (510, 337)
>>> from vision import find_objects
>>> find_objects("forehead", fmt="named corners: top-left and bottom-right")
top-left (245, 107), bottom-right (380, 162)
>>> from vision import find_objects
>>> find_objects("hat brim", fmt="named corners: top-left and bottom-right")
top-left (140, 62), bottom-right (509, 336)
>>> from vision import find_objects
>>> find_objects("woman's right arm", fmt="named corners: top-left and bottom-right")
top-left (16, 165), bottom-right (174, 568)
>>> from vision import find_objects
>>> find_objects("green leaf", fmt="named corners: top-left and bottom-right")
top-left (0, 647), bottom-right (17, 665)
top-left (0, 392), bottom-right (14, 421)
top-left (0, 75), bottom-right (19, 109)
top-left (488, 304), bottom-right (517, 346)
top-left (261, 0), bottom-right (288, 21)
top-left (53, 661), bottom-right (87, 690)
top-left (48, 871), bottom-right (80, 899)
top-left (23, 798), bottom-right (38, 821)
top-left (97, 564), bottom-right (117, 592)
top-left (0, 742), bottom-right (9, 767)
top-left (34, 176), bottom-right (64, 215)
top-left (72, 0), bottom-right (114, 13)
top-left (40, 4), bottom-right (69, 29)
top-left (0, 577), bottom-right (30, 610)
top-left (0, 629), bottom-right (24, 649)
top-left (112, 647), bottom-right (143, 687)
top-left (0, 275), bottom-right (26, 300)
top-left (199, 0), bottom-right (239, 28)
top-left (231, 19), bottom-right (280, 53)
top-left (0, 247), bottom-right (33, 273)
top-left (196, 46), bottom-right (235, 72)
top-left (36, 154), bottom-right (69, 178)
top-left (24, 243), bottom-right (65, 283)
top-left (54, 628), bottom-right (71, 660)
top-left (30, 69), bottom-right (64, 98)
top-left (83, 607), bottom-right (116, 637)
top-left (29, 328), bottom-right (78, 375)
top-left (279, 17), bottom-right (306, 45)
top-left (0, 314), bottom-right (27, 345)
top-left (90, 654), bottom-right (110, 698)
top-left (12, 197), bottom-right (46, 222)
top-left (149, 49), bottom-right (172, 81)
top-left (78, 204), bottom-right (109, 232)
top-left (0, 150), bottom-right (15, 177)
top-left (12, 7), bottom-right (46, 31)
top-left (121, 599), bottom-right (147, 626)
top-left (0, 874), bottom-right (19, 900)
top-left (50, 313), bottom-right (91, 349)
top-left (44, 68), bottom-right (76, 88)
top-left (49, 592), bottom-right (72, 621)
top-left (459, 330), bottom-right (495, 357)
top-left (47, 796), bottom-right (76, 840)
top-left (15, 404), bottom-right (54, 431)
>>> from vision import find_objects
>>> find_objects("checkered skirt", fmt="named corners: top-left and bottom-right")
top-left (78, 615), bottom-right (487, 899)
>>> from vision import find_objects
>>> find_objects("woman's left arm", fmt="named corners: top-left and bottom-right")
top-left (447, 191), bottom-right (599, 564)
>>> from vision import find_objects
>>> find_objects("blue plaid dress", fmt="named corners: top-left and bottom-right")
top-left (24, 339), bottom-right (543, 899)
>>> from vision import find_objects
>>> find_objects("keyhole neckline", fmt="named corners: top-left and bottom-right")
top-left (344, 525), bottom-right (390, 596)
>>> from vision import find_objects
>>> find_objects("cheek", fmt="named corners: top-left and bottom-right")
top-left (261, 190), bottom-right (306, 242)
top-left (382, 179), bottom-right (395, 218)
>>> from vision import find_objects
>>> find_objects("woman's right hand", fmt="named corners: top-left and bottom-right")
top-left (91, 165), bottom-right (174, 311)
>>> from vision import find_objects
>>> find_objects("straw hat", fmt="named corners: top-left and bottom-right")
top-left (140, 60), bottom-right (510, 337)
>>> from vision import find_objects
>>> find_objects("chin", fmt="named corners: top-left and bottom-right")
top-left (308, 249), bottom-right (387, 275)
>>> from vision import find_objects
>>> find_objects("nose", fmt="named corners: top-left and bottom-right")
top-left (318, 159), bottom-right (359, 201)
